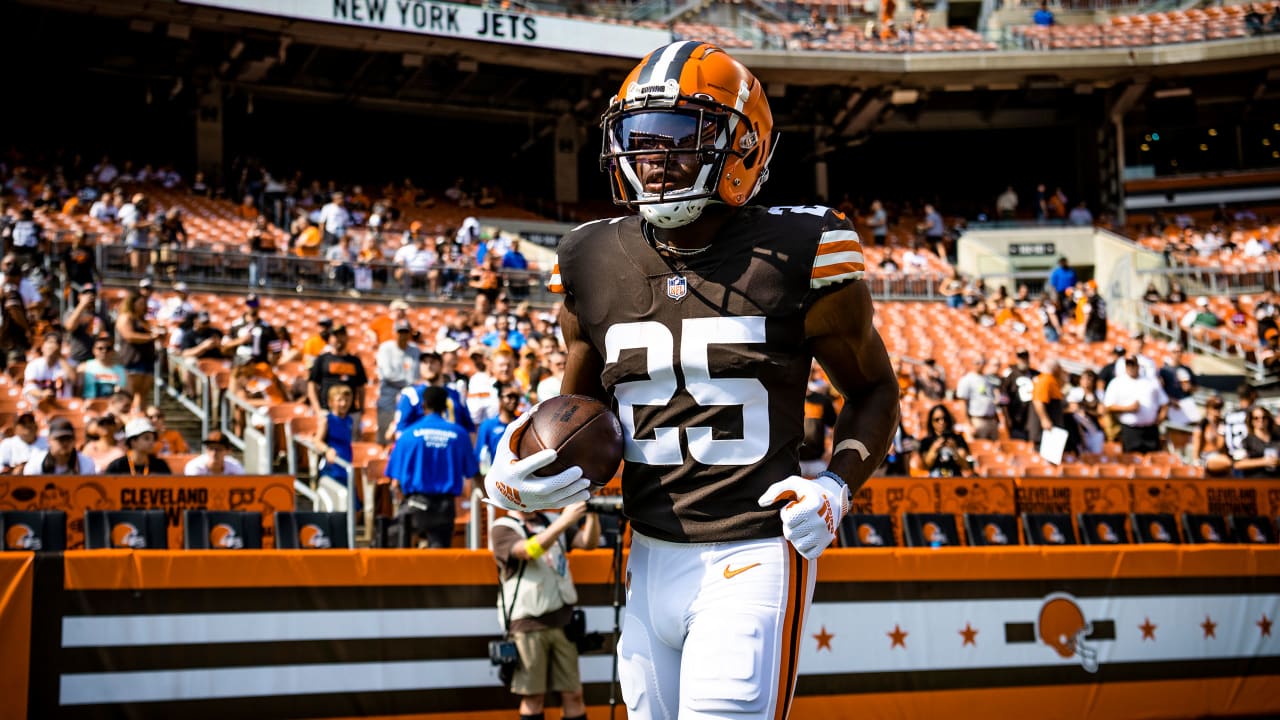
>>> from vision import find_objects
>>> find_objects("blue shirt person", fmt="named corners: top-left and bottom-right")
top-left (1049, 258), bottom-right (1077, 295)
top-left (385, 386), bottom-right (479, 548)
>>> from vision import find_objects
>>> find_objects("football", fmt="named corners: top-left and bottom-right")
top-left (517, 395), bottom-right (625, 487)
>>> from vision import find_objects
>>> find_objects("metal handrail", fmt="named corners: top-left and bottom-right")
top-left (292, 433), bottom-right (365, 547)
top-left (158, 353), bottom-right (213, 440)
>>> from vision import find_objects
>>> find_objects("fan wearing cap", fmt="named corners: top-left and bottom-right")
top-left (307, 324), bottom-right (368, 415)
top-left (156, 282), bottom-right (194, 326)
top-left (367, 299), bottom-right (412, 348)
top-left (1180, 295), bottom-right (1222, 343)
top-left (24, 417), bottom-right (97, 476)
top-left (0, 412), bottom-right (48, 474)
top-left (387, 351), bottom-right (476, 444)
top-left (184, 431), bottom-right (245, 476)
top-left (225, 293), bottom-right (279, 365)
top-left (393, 231), bottom-right (439, 296)
top-left (229, 340), bottom-right (291, 434)
top-left (375, 317), bottom-right (422, 446)
top-left (1102, 350), bottom-right (1169, 454)
top-left (302, 317), bottom-right (334, 368)
top-left (103, 419), bottom-right (172, 476)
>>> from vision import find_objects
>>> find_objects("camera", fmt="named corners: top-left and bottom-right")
top-left (488, 639), bottom-right (519, 666)
top-left (585, 496), bottom-right (625, 515)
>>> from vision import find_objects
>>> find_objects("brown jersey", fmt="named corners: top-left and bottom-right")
top-left (551, 205), bottom-right (865, 542)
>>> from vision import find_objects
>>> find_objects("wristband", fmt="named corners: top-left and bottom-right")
top-left (817, 470), bottom-right (847, 492)
top-left (817, 470), bottom-right (851, 514)
top-left (524, 537), bottom-right (546, 560)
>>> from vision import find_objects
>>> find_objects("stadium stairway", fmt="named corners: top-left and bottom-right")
top-left (158, 393), bottom-right (205, 457)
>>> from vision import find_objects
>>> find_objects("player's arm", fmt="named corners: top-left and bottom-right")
top-left (805, 280), bottom-right (900, 494)
top-left (557, 299), bottom-right (607, 403)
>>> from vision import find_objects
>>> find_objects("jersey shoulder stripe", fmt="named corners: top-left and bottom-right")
top-left (811, 228), bottom-right (865, 289)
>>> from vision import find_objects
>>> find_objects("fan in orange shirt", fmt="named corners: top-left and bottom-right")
top-left (234, 194), bottom-right (259, 220)
top-left (144, 405), bottom-right (190, 455)
top-left (366, 299), bottom-right (411, 347)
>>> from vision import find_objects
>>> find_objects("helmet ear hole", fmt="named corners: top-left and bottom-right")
top-left (741, 146), bottom-right (760, 170)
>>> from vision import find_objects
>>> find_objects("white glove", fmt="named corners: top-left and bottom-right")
top-left (483, 412), bottom-right (590, 511)
top-left (757, 474), bottom-right (850, 560)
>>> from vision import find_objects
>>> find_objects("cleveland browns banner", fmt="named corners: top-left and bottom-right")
top-left (18, 547), bottom-right (1280, 719)
top-left (849, 477), bottom-right (1017, 545)
top-left (1, 554), bottom-right (32, 720)
top-left (0, 475), bottom-right (294, 550)
top-left (1015, 477), bottom-right (1280, 518)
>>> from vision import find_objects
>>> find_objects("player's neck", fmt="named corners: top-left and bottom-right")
top-left (645, 205), bottom-right (734, 255)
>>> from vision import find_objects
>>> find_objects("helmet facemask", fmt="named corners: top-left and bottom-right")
top-left (601, 83), bottom-right (761, 229)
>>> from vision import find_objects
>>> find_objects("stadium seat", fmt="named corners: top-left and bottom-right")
top-left (183, 510), bottom-right (263, 549)
top-left (839, 513), bottom-right (897, 547)
top-left (1021, 512), bottom-right (1077, 546)
top-left (902, 512), bottom-right (960, 547)
top-left (274, 511), bottom-right (350, 549)
top-left (1230, 515), bottom-right (1276, 544)
top-left (1077, 513), bottom-right (1130, 545)
top-left (84, 510), bottom-right (169, 550)
top-left (1131, 513), bottom-right (1181, 544)
top-left (1, 510), bottom-right (67, 551)
top-left (1181, 513), bottom-right (1232, 544)
top-left (963, 513), bottom-right (1020, 546)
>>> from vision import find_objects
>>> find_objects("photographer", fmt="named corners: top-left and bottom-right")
top-left (491, 502), bottom-right (599, 720)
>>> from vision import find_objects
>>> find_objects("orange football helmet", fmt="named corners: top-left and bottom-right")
top-left (300, 524), bottom-right (331, 549)
top-left (111, 522), bottom-right (146, 549)
top-left (210, 523), bottom-right (244, 549)
top-left (983, 522), bottom-right (1009, 545)
top-left (600, 41), bottom-right (774, 228)
top-left (1041, 522), bottom-right (1066, 545)
top-left (857, 523), bottom-right (885, 546)
top-left (1037, 593), bottom-right (1099, 672)
top-left (6, 523), bottom-right (40, 550)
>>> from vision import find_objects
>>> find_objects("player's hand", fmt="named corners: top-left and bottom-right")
top-left (757, 474), bottom-right (850, 560)
top-left (483, 412), bottom-right (589, 511)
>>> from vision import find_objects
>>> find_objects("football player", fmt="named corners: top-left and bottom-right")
top-left (483, 41), bottom-right (899, 719)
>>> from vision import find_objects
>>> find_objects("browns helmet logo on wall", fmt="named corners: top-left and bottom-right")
top-left (923, 521), bottom-right (949, 546)
top-left (1095, 520), bottom-right (1120, 543)
top-left (6, 523), bottom-right (40, 550)
top-left (299, 524), bottom-right (331, 549)
top-left (983, 522), bottom-right (1009, 545)
top-left (1038, 593), bottom-right (1100, 673)
top-left (1198, 521), bottom-right (1221, 542)
top-left (210, 523), bottom-right (244, 549)
top-left (1041, 521), bottom-right (1067, 544)
top-left (111, 522), bottom-right (146, 549)
top-left (857, 523), bottom-right (885, 546)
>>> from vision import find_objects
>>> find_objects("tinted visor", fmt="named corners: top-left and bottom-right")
top-left (612, 110), bottom-right (718, 155)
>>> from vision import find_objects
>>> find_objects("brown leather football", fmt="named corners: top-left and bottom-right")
top-left (517, 395), bottom-right (625, 487)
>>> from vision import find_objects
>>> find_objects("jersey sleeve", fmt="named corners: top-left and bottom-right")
top-left (809, 210), bottom-right (866, 290)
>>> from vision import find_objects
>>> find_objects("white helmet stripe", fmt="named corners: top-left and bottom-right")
top-left (646, 40), bottom-right (696, 86)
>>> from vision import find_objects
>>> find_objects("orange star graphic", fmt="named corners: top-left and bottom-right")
top-left (1201, 616), bottom-right (1217, 639)
top-left (1140, 617), bottom-right (1157, 641)
top-left (888, 624), bottom-right (908, 649)
top-left (813, 625), bottom-right (834, 652)
top-left (1259, 614), bottom-right (1273, 638)
top-left (959, 622), bottom-right (978, 646)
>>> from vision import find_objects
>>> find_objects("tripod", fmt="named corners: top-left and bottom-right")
top-left (603, 514), bottom-right (627, 720)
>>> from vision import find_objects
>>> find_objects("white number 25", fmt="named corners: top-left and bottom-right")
top-left (604, 317), bottom-right (769, 467)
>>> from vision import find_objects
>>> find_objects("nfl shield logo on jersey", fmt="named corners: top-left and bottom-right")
top-left (666, 275), bottom-right (688, 301)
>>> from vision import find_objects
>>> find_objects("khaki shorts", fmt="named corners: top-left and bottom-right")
top-left (510, 627), bottom-right (581, 696)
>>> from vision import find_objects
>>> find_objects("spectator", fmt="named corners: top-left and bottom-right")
top-left (1166, 281), bottom-right (1187, 304)
top-left (315, 383), bottom-right (358, 498)
top-left (307, 325), bottom-right (368, 414)
top-left (184, 431), bottom-right (245, 476)
top-left (24, 417), bottom-right (96, 475)
top-left (78, 335), bottom-right (127, 400)
top-left (915, 358), bottom-right (947, 401)
top-left (1246, 3), bottom-right (1267, 34)
top-left (376, 319), bottom-right (422, 445)
top-left (1180, 296), bottom-right (1221, 342)
top-left (1224, 384), bottom-right (1258, 462)
top-left (119, 193), bottom-right (153, 275)
top-left (301, 317), bottom-right (334, 368)
top-left (468, 349), bottom-right (516, 424)
top-left (476, 382), bottom-right (524, 472)
top-left (394, 230), bottom-right (439, 296)
top-left (65, 285), bottom-right (111, 366)
top-left (1082, 283), bottom-right (1108, 343)
top-left (1066, 369), bottom-right (1105, 454)
top-left (535, 350), bottom-right (567, 401)
top-left (0, 255), bottom-right (32, 364)
top-left (23, 332), bottom-right (75, 408)
top-left (1141, 282), bottom-right (1163, 304)
top-left (1190, 396), bottom-right (1233, 476)
top-left (999, 348), bottom-right (1038, 440)
top-left (469, 253), bottom-right (504, 305)
top-left (878, 421), bottom-right (917, 476)
top-left (144, 406), bottom-right (190, 456)
top-left (104, 418), bottom-right (171, 475)
top-left (995, 186), bottom-right (1018, 219)
top-left (88, 192), bottom-right (117, 222)
top-left (318, 191), bottom-right (351, 247)
top-left (5, 208), bottom-right (41, 268)
top-left (1048, 257), bottom-right (1077, 296)
top-left (388, 352), bottom-right (475, 444)
top-left (0, 413), bottom-right (47, 474)
top-left (940, 268), bottom-right (965, 309)
top-left (228, 343), bottom-right (291, 433)
top-left (955, 355), bottom-right (1000, 440)
top-left (325, 234), bottom-right (356, 290)
top-left (157, 282), bottom-right (194, 327)
top-left (490, 501), bottom-right (598, 720)
top-left (386, 385), bottom-right (479, 548)
top-left (1235, 407), bottom-right (1280, 478)
top-left (1103, 352), bottom-right (1168, 453)
top-left (866, 200), bottom-right (888, 246)
top-left (61, 232), bottom-right (101, 299)
top-left (919, 404), bottom-right (972, 477)
top-left (918, 203), bottom-right (946, 257)
top-left (155, 208), bottom-right (187, 279)
top-left (1036, 293), bottom-right (1063, 342)
top-left (1067, 202), bottom-right (1093, 227)
top-left (115, 290), bottom-right (160, 413)
top-left (482, 314), bottom-right (527, 354)
top-left (1028, 357), bottom-right (1069, 450)
top-left (179, 311), bottom-right (227, 360)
